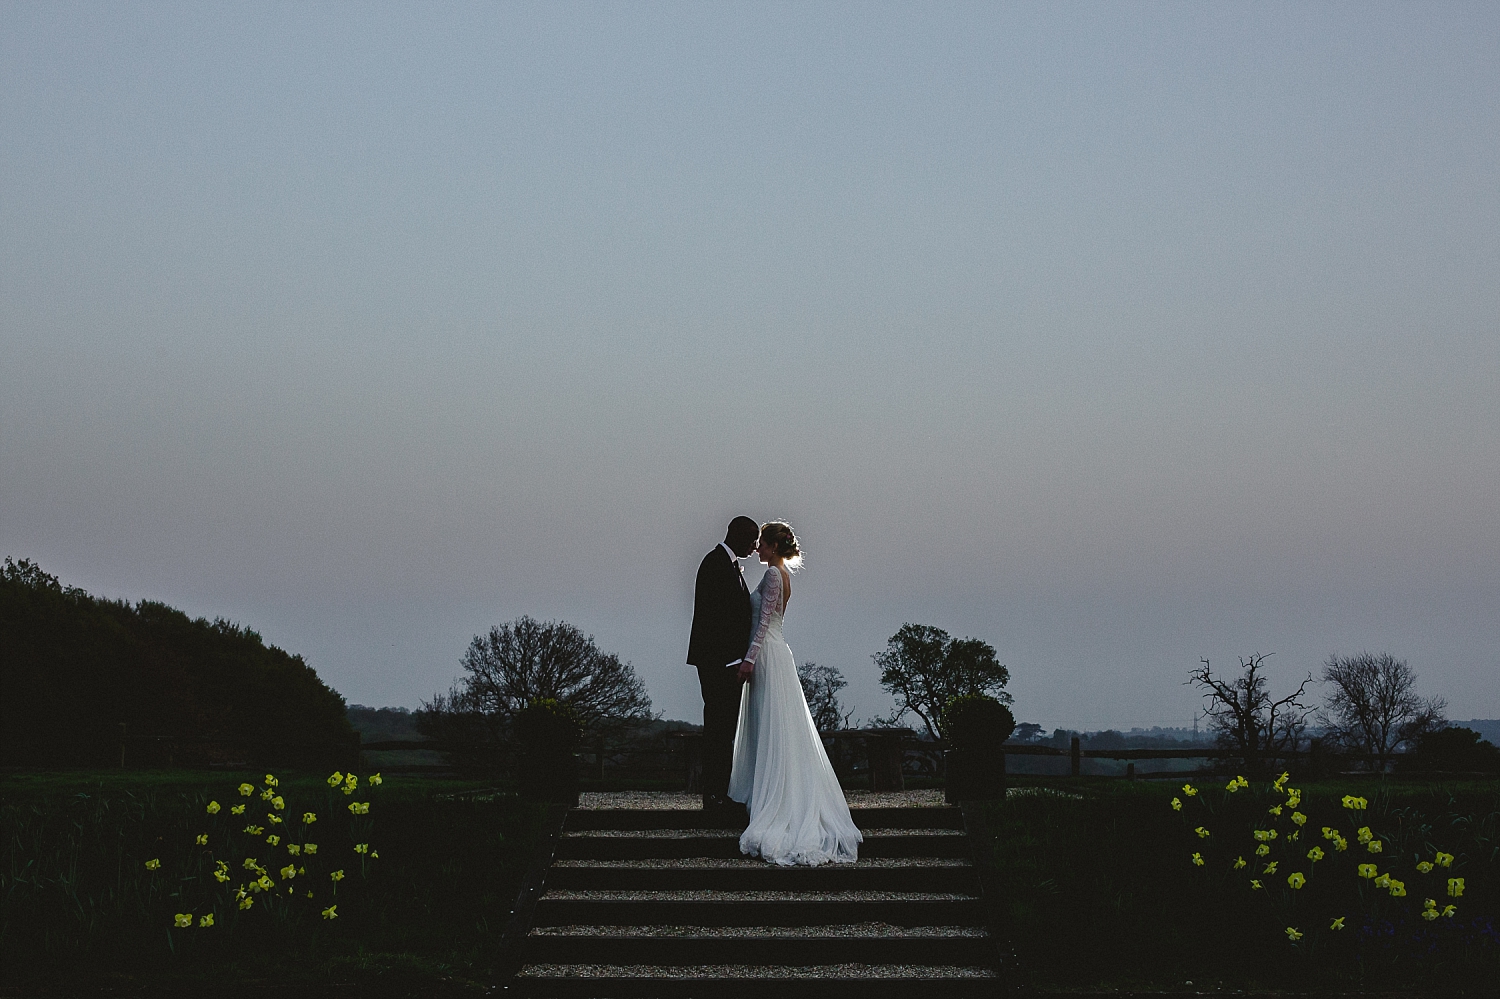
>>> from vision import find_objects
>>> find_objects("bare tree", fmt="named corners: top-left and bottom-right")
top-left (1187, 654), bottom-right (1311, 778)
top-left (1319, 652), bottom-right (1446, 771)
top-left (421, 617), bottom-right (652, 740)
top-left (875, 624), bottom-right (1011, 741)
top-left (798, 661), bottom-right (851, 733)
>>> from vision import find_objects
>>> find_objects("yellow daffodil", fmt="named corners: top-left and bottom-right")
top-left (1268, 805), bottom-right (1283, 816)
top-left (245, 825), bottom-right (264, 836)
top-left (280, 864), bottom-right (297, 879)
top-left (348, 801), bottom-right (370, 815)
top-left (264, 774), bottom-right (278, 787)
top-left (370, 773), bottom-right (382, 785)
top-left (345, 773), bottom-right (358, 787)
top-left (322, 905), bottom-right (338, 919)
top-left (1194, 827), bottom-right (1211, 839)
top-left (1322, 826), bottom-right (1335, 838)
top-left (231, 804), bottom-right (246, 815)
top-left (1342, 795), bottom-right (1367, 810)
top-left (1285, 926), bottom-right (1302, 941)
top-left (354, 843), bottom-right (370, 854)
top-left (1273, 771), bottom-right (1290, 791)
top-left (1290, 811), bottom-right (1307, 826)
top-left (1422, 906), bottom-right (1441, 920)
top-left (238, 896), bottom-right (254, 910)
top-left (1375, 874), bottom-right (1391, 888)
top-left (199, 913), bottom-right (214, 928)
top-left (1356, 826), bottom-right (1372, 843)
top-left (287, 844), bottom-right (301, 855)
top-left (303, 812), bottom-right (317, 824)
top-left (1330, 916), bottom-right (1345, 930)
top-left (1435, 852), bottom-right (1454, 867)
top-left (370, 850), bottom-right (378, 859)
top-left (304, 843), bottom-right (318, 855)
top-left (1286, 831), bottom-right (1299, 843)
top-left (272, 796), bottom-right (285, 811)
top-left (1367, 841), bottom-right (1383, 854)
top-left (1192, 853), bottom-right (1205, 866)
top-left (1307, 846), bottom-right (1325, 863)
top-left (260, 789), bottom-right (273, 801)
top-left (1256, 844), bottom-right (1271, 857)
top-left (266, 834), bottom-right (280, 846)
top-left (1417, 861), bottom-right (1434, 873)
top-left (1286, 790), bottom-right (1301, 808)
top-left (1250, 879), bottom-right (1263, 889)
top-left (1389, 879), bottom-right (1407, 897)
top-left (1253, 829), bottom-right (1273, 842)
top-left (1263, 861), bottom-right (1278, 874)
top-left (1358, 864), bottom-right (1378, 878)
top-left (328, 772), bottom-right (344, 787)
top-left (1182, 783), bottom-right (1198, 796)
top-left (206, 800), bottom-right (221, 815)
top-left (238, 783), bottom-right (254, 797)
top-left (257, 875), bottom-right (274, 890)
top-left (330, 869), bottom-right (345, 882)
top-left (299, 865), bottom-right (306, 874)
top-left (1170, 798), bottom-right (1182, 811)
top-left (1448, 878), bottom-right (1465, 898)
top-left (215, 869), bottom-right (230, 883)
top-left (174, 913), bottom-right (193, 928)
top-left (195, 833), bottom-right (208, 846)
top-left (1233, 857), bottom-right (1247, 869)
top-left (1287, 872), bottom-right (1306, 889)
top-left (1442, 904), bottom-right (1457, 917)
top-left (144, 858), bottom-right (160, 871)
top-left (1333, 835), bottom-right (1348, 852)
top-left (1227, 776), bottom-right (1249, 792)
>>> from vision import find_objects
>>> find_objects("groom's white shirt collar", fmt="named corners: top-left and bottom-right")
top-left (719, 542), bottom-right (740, 566)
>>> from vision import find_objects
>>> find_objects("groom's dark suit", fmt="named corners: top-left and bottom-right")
top-left (687, 545), bottom-right (753, 801)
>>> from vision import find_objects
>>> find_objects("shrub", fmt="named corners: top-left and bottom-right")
top-left (942, 695), bottom-right (1015, 750)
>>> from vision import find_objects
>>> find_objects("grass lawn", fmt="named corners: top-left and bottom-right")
top-left (2, 769), bottom-right (555, 993)
top-left (981, 775), bottom-right (1499, 993)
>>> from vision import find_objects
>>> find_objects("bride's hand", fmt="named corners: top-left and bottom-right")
top-left (737, 661), bottom-right (754, 681)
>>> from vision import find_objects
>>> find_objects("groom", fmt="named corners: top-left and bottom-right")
top-left (687, 516), bottom-right (759, 814)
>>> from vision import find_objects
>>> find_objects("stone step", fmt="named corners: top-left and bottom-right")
top-left (516, 964), bottom-right (997, 998)
top-left (548, 858), bottom-right (976, 892)
top-left (555, 829), bottom-right (968, 861)
top-left (534, 891), bottom-right (985, 927)
top-left (564, 806), bottom-right (964, 832)
top-left (524, 926), bottom-right (992, 966)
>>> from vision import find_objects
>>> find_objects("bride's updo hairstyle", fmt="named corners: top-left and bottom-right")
top-left (759, 521), bottom-right (803, 571)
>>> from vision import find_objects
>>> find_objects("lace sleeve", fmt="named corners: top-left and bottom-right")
top-left (744, 567), bottom-right (782, 665)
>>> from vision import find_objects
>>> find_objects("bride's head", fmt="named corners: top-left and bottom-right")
top-left (756, 521), bottom-right (803, 571)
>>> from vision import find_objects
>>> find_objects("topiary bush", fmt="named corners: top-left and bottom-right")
top-left (943, 694), bottom-right (1016, 750)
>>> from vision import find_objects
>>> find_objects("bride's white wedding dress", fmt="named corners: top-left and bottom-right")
top-left (727, 565), bottom-right (862, 866)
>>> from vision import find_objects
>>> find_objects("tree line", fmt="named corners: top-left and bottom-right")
top-left (0, 558), bottom-right (354, 768)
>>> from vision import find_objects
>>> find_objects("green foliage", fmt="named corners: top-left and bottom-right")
top-left (0, 558), bottom-right (354, 768)
top-left (874, 623), bottom-right (1011, 740)
top-left (942, 694), bottom-right (1015, 750)
top-left (984, 778), bottom-right (1500, 991)
top-left (1172, 772), bottom-right (1499, 977)
top-left (0, 772), bottom-right (550, 985)
top-left (513, 698), bottom-right (584, 752)
top-left (1404, 727), bottom-right (1500, 775)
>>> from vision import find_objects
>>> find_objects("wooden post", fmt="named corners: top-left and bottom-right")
top-left (681, 732), bottom-right (703, 793)
top-left (1070, 735), bottom-right (1081, 777)
top-left (1127, 762), bottom-right (1136, 781)
top-left (868, 732), bottom-right (906, 792)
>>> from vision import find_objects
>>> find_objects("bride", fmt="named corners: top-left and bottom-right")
top-left (727, 522), bottom-right (863, 866)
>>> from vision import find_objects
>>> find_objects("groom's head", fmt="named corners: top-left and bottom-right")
top-left (725, 516), bottom-right (760, 558)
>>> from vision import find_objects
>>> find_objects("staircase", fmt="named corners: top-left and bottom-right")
top-left (514, 800), bottom-right (1001, 997)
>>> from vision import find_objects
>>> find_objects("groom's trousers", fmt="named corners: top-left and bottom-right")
top-left (697, 664), bottom-right (743, 799)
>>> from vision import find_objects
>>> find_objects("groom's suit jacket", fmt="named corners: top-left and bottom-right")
top-left (686, 546), bottom-right (753, 669)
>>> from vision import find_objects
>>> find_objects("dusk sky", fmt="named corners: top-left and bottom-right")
top-left (4, 3), bottom-right (1497, 729)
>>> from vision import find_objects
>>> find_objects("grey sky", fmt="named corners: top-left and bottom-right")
top-left (3, 3), bottom-right (1497, 729)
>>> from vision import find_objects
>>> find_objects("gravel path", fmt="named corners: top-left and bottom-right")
top-left (563, 827), bottom-right (962, 838)
top-left (575, 790), bottom-right (949, 810)
top-left (541, 890), bottom-right (975, 901)
top-left (553, 857), bottom-right (970, 868)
